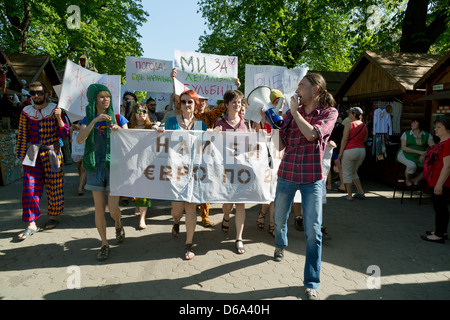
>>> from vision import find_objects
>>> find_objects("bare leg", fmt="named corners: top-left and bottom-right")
top-left (92, 190), bottom-right (108, 246)
top-left (353, 178), bottom-right (364, 195)
top-left (345, 183), bottom-right (353, 200)
top-left (107, 194), bottom-right (122, 229)
top-left (138, 207), bottom-right (147, 229)
top-left (222, 203), bottom-right (233, 230)
top-left (405, 172), bottom-right (413, 186)
top-left (184, 203), bottom-right (197, 245)
top-left (234, 203), bottom-right (246, 253)
top-left (171, 201), bottom-right (184, 237)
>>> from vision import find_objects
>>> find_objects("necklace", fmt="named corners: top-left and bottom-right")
top-left (180, 114), bottom-right (194, 130)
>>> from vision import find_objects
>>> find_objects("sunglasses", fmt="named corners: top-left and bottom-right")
top-left (180, 99), bottom-right (194, 105)
top-left (29, 90), bottom-right (45, 96)
top-left (136, 109), bottom-right (148, 114)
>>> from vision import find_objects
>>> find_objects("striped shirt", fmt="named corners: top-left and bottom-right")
top-left (278, 105), bottom-right (338, 184)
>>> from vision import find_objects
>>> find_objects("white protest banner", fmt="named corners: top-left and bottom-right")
top-left (110, 129), bottom-right (279, 203)
top-left (58, 60), bottom-right (120, 122)
top-left (126, 56), bottom-right (173, 92)
top-left (173, 49), bottom-right (238, 99)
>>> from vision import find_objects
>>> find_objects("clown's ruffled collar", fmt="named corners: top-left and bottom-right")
top-left (22, 103), bottom-right (57, 120)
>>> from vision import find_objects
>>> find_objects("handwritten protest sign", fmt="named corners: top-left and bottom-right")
top-left (110, 130), bottom-right (279, 203)
top-left (146, 92), bottom-right (172, 113)
top-left (173, 49), bottom-right (238, 99)
top-left (126, 56), bottom-right (173, 93)
top-left (58, 60), bottom-right (120, 122)
top-left (244, 64), bottom-right (287, 98)
top-left (244, 64), bottom-right (308, 110)
top-left (253, 67), bottom-right (308, 112)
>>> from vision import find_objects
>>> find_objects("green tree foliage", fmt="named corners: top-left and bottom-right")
top-left (197, 0), bottom-right (449, 74)
top-left (0, 0), bottom-right (148, 79)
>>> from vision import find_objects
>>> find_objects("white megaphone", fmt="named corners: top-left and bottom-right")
top-left (246, 86), bottom-right (285, 129)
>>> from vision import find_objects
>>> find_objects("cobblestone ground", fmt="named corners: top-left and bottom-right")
top-left (0, 165), bottom-right (448, 302)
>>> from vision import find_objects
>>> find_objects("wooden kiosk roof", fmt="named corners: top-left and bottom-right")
top-left (6, 52), bottom-right (61, 95)
top-left (335, 51), bottom-right (442, 101)
top-left (414, 50), bottom-right (450, 90)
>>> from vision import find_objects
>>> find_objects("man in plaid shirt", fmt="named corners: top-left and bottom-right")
top-left (271, 73), bottom-right (338, 300)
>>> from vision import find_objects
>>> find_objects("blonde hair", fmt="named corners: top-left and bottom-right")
top-left (97, 90), bottom-right (111, 98)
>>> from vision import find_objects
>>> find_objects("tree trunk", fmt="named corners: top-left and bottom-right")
top-left (18, 2), bottom-right (32, 53)
top-left (400, 0), bottom-right (449, 53)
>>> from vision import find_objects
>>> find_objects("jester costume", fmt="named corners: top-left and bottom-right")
top-left (16, 103), bottom-right (69, 222)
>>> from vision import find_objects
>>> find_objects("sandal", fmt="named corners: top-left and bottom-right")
top-left (184, 243), bottom-right (195, 260)
top-left (202, 218), bottom-right (214, 227)
top-left (426, 231), bottom-right (448, 240)
top-left (44, 219), bottom-right (59, 230)
top-left (17, 227), bottom-right (40, 241)
top-left (172, 223), bottom-right (180, 237)
top-left (235, 240), bottom-right (245, 254)
top-left (115, 221), bottom-right (125, 243)
top-left (97, 245), bottom-right (110, 261)
top-left (268, 225), bottom-right (275, 237)
top-left (256, 211), bottom-right (266, 229)
top-left (221, 218), bottom-right (230, 233)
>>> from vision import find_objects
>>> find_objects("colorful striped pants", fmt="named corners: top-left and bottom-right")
top-left (22, 154), bottom-right (64, 222)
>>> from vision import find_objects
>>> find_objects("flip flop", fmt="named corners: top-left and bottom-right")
top-left (18, 227), bottom-right (40, 241)
top-left (341, 196), bottom-right (353, 201)
top-left (353, 193), bottom-right (366, 199)
top-left (44, 219), bottom-right (59, 230)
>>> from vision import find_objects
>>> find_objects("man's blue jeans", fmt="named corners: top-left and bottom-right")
top-left (273, 178), bottom-right (323, 289)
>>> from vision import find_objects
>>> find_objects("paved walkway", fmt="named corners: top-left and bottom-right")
top-left (0, 164), bottom-right (448, 301)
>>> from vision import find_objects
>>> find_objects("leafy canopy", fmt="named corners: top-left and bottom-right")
top-left (0, 0), bottom-right (148, 80)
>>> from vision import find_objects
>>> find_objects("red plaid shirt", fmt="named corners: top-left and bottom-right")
top-left (278, 105), bottom-right (338, 184)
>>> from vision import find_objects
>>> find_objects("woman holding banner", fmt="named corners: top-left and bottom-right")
top-left (164, 89), bottom-right (207, 260)
top-left (129, 103), bottom-right (154, 230)
top-left (170, 67), bottom-right (228, 228)
top-left (76, 84), bottom-right (128, 261)
top-left (214, 89), bottom-right (248, 254)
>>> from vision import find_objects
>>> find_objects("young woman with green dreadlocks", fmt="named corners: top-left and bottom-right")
top-left (76, 84), bottom-right (129, 261)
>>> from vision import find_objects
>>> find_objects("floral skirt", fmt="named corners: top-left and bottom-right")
top-left (134, 198), bottom-right (152, 207)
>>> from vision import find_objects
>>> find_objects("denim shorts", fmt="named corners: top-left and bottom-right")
top-left (85, 162), bottom-right (110, 191)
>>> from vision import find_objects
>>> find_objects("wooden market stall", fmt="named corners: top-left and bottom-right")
top-left (0, 47), bottom-right (24, 185)
top-left (334, 50), bottom-right (442, 185)
top-left (414, 50), bottom-right (450, 128)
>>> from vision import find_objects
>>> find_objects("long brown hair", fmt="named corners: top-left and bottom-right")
top-left (304, 73), bottom-right (336, 109)
top-left (129, 103), bottom-right (153, 129)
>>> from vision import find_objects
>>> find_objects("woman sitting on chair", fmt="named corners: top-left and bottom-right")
top-left (397, 118), bottom-right (435, 187)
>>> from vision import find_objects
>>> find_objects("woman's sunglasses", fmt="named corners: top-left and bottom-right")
top-left (136, 109), bottom-right (148, 114)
